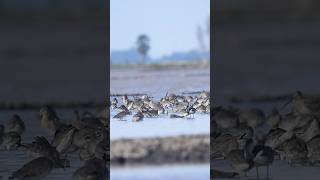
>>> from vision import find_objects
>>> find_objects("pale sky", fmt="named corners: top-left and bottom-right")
top-left (110, 0), bottom-right (210, 58)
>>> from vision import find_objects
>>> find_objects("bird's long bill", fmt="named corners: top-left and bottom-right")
top-left (280, 97), bottom-right (293, 111)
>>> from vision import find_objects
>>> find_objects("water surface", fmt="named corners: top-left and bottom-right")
top-left (111, 164), bottom-right (210, 180)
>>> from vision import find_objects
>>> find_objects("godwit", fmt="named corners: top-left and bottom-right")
top-left (307, 135), bottom-right (320, 165)
top-left (132, 111), bottom-right (144, 122)
top-left (266, 108), bottom-right (281, 129)
top-left (72, 157), bottom-right (107, 180)
top-left (212, 134), bottom-right (239, 158)
top-left (211, 169), bottom-right (238, 178)
top-left (0, 131), bottom-right (21, 150)
top-left (9, 156), bottom-right (64, 180)
top-left (239, 108), bottom-right (265, 129)
top-left (213, 108), bottom-right (238, 129)
top-left (280, 136), bottom-right (308, 165)
top-left (39, 106), bottom-right (66, 135)
top-left (113, 110), bottom-right (130, 121)
top-left (5, 114), bottom-right (26, 135)
top-left (227, 149), bottom-right (253, 177)
top-left (252, 145), bottom-right (275, 180)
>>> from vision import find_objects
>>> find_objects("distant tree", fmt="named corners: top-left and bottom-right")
top-left (197, 25), bottom-right (207, 61)
top-left (136, 34), bottom-right (150, 64)
top-left (196, 16), bottom-right (210, 62)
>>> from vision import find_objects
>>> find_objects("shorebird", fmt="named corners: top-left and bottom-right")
top-left (123, 95), bottom-right (134, 110)
top-left (20, 136), bottom-right (70, 169)
top-left (0, 131), bottom-right (21, 150)
top-left (9, 156), bottom-right (64, 180)
top-left (278, 113), bottom-right (301, 132)
top-left (185, 105), bottom-right (196, 119)
top-left (265, 129), bottom-right (293, 150)
top-left (239, 108), bottom-right (265, 129)
top-left (252, 145), bottom-right (275, 180)
top-left (113, 110), bottom-right (130, 121)
top-left (72, 157), bottom-right (107, 180)
top-left (132, 111), bottom-right (144, 122)
top-left (170, 114), bottom-right (185, 118)
top-left (39, 106), bottom-right (66, 135)
top-left (294, 118), bottom-right (320, 142)
top-left (72, 127), bottom-right (101, 150)
top-left (213, 108), bottom-right (238, 129)
top-left (5, 114), bottom-right (26, 135)
top-left (307, 135), bottom-right (320, 165)
top-left (111, 98), bottom-right (118, 109)
top-left (280, 136), bottom-right (308, 165)
top-left (211, 169), bottom-right (238, 178)
top-left (266, 108), bottom-right (281, 129)
top-left (72, 110), bottom-right (103, 129)
top-left (212, 134), bottom-right (239, 158)
top-left (227, 149), bottom-right (253, 177)
top-left (51, 126), bottom-right (77, 154)
top-left (292, 91), bottom-right (317, 114)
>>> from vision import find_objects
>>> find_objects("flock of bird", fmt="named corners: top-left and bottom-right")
top-left (0, 106), bottom-right (108, 179)
top-left (111, 91), bottom-right (210, 121)
top-left (212, 91), bottom-right (320, 179)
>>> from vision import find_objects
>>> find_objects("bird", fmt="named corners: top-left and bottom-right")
top-left (20, 136), bottom-right (60, 158)
top-left (51, 125), bottom-right (77, 154)
top-left (39, 106), bottom-right (66, 135)
top-left (9, 156), bottom-right (64, 180)
top-left (211, 169), bottom-right (238, 178)
top-left (212, 134), bottom-right (239, 158)
top-left (132, 111), bottom-right (144, 122)
top-left (213, 108), bottom-right (238, 129)
top-left (227, 149), bottom-right (253, 177)
top-left (307, 135), bottom-right (320, 165)
top-left (252, 145), bottom-right (275, 180)
top-left (113, 110), bottom-right (130, 121)
top-left (0, 131), bottom-right (21, 150)
top-left (292, 91), bottom-right (320, 116)
top-left (239, 108), bottom-right (265, 129)
top-left (72, 157), bottom-right (107, 180)
top-left (111, 98), bottom-right (118, 109)
top-left (5, 114), bottom-right (26, 135)
top-left (266, 108), bottom-right (281, 129)
top-left (280, 136), bottom-right (308, 165)
top-left (185, 106), bottom-right (196, 119)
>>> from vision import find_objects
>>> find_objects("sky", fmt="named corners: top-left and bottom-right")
top-left (111, 0), bottom-right (210, 58)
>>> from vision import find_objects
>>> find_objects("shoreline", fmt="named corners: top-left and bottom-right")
top-left (110, 134), bottom-right (210, 166)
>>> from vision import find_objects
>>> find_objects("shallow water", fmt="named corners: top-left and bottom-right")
top-left (212, 159), bottom-right (320, 180)
top-left (110, 67), bottom-right (210, 99)
top-left (111, 164), bottom-right (210, 180)
top-left (110, 67), bottom-right (210, 179)
top-left (110, 109), bottom-right (209, 140)
top-left (0, 109), bottom-right (95, 179)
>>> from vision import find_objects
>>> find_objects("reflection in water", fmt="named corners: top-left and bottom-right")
top-left (111, 164), bottom-right (210, 180)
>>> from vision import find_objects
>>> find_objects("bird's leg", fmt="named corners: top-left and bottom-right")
top-left (267, 165), bottom-right (270, 180)
top-left (256, 167), bottom-right (260, 180)
top-left (244, 171), bottom-right (247, 177)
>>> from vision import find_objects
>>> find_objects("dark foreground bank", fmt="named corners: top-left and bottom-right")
top-left (111, 134), bottom-right (210, 166)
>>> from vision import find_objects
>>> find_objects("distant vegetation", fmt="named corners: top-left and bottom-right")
top-left (136, 34), bottom-right (151, 64)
